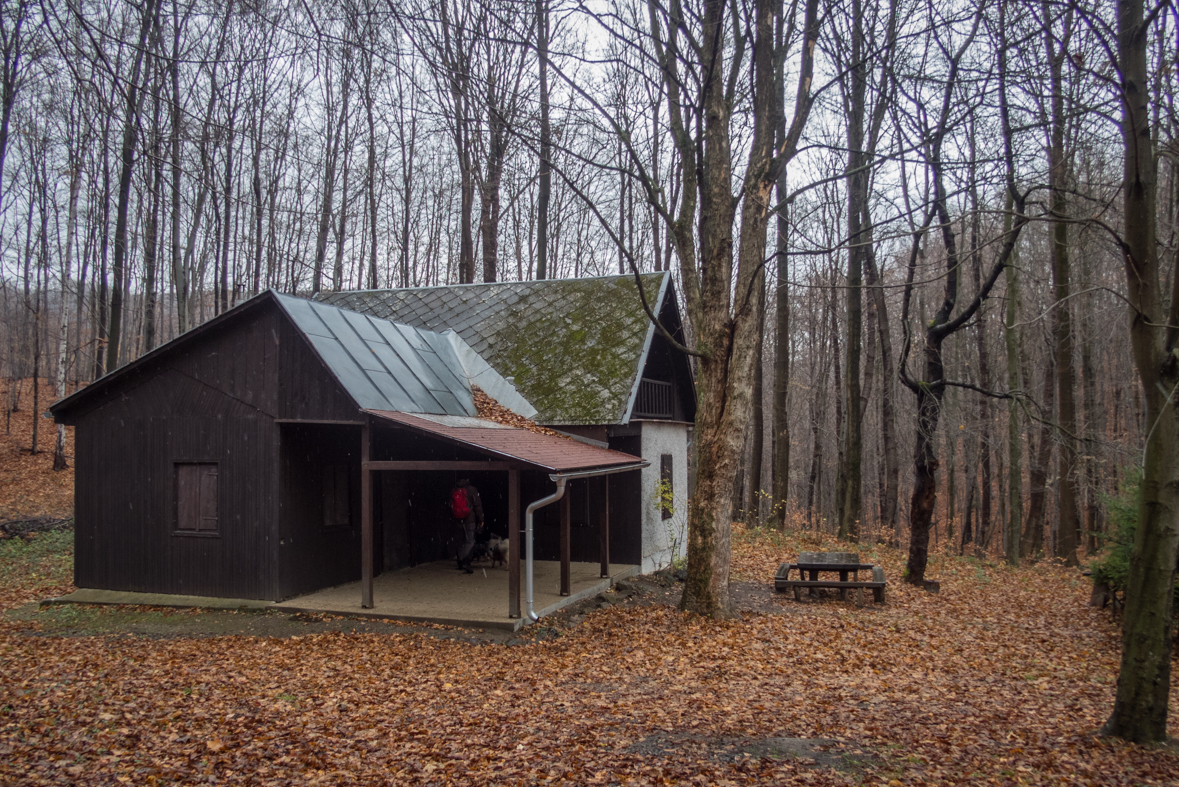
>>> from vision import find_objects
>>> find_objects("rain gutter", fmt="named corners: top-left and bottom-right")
top-left (525, 462), bottom-right (648, 622)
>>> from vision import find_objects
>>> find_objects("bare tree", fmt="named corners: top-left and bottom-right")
top-left (1101, 0), bottom-right (1179, 745)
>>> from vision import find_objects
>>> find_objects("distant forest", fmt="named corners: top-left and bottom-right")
top-left (1, 0), bottom-right (1175, 566)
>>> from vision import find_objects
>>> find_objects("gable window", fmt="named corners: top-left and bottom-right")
top-left (660, 454), bottom-right (674, 520)
top-left (176, 463), bottom-right (219, 534)
top-left (323, 463), bottom-right (351, 529)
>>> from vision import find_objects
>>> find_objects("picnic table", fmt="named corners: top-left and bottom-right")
top-left (774, 551), bottom-right (886, 606)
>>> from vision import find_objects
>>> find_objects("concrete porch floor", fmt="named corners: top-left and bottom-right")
top-left (272, 560), bottom-right (640, 631)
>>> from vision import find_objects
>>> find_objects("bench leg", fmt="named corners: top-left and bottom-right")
top-left (856, 587), bottom-right (864, 607)
top-left (874, 587), bottom-right (885, 604)
top-left (793, 585), bottom-right (801, 602)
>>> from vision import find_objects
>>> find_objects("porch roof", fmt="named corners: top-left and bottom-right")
top-left (364, 410), bottom-right (646, 474)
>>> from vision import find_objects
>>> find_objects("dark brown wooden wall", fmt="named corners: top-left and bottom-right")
top-left (277, 424), bottom-right (362, 599)
top-left (72, 374), bottom-right (278, 599)
top-left (70, 301), bottom-right (370, 601)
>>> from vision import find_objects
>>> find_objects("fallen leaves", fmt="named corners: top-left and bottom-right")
top-left (472, 385), bottom-right (566, 438)
top-left (2, 412), bottom-right (1179, 784)
top-left (0, 378), bottom-right (76, 521)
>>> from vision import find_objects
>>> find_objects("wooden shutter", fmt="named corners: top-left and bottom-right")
top-left (660, 454), bottom-right (673, 520)
top-left (177, 463), bottom-right (218, 533)
top-left (199, 466), bottom-right (218, 531)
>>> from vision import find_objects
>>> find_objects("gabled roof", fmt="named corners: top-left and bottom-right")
top-left (318, 273), bottom-right (687, 426)
top-left (50, 290), bottom-right (535, 421)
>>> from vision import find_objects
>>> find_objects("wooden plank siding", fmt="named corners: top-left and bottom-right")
top-left (278, 423), bottom-right (363, 599)
top-left (69, 302), bottom-right (369, 601)
top-left (72, 394), bottom-right (278, 599)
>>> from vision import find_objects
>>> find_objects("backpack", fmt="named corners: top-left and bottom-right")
top-left (451, 486), bottom-right (470, 519)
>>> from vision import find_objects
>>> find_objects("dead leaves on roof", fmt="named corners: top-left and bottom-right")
top-left (472, 385), bottom-right (567, 438)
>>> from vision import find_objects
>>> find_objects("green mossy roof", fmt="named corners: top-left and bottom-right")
top-left (318, 274), bottom-right (670, 425)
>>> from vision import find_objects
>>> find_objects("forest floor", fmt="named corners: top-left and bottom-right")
top-left (0, 378), bottom-right (76, 521)
top-left (2, 382), bottom-right (1178, 785)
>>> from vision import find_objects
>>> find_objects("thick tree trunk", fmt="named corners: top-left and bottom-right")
top-left (1102, 0), bottom-right (1179, 743)
top-left (1043, 1), bottom-right (1082, 565)
top-left (677, 0), bottom-right (798, 617)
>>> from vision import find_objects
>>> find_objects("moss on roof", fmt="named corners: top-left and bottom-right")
top-left (318, 274), bottom-right (669, 425)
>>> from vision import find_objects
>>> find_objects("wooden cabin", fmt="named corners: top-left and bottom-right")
top-left (50, 291), bottom-right (646, 611)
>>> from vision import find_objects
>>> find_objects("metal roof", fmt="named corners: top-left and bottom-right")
top-left (318, 273), bottom-right (674, 425)
top-left (274, 293), bottom-right (482, 416)
top-left (50, 290), bottom-right (540, 423)
top-left (365, 410), bottom-right (647, 473)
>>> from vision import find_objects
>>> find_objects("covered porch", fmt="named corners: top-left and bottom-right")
top-left (274, 559), bottom-right (640, 631)
top-left (349, 410), bottom-right (647, 622)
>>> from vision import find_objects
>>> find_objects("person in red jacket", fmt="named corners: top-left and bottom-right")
top-left (451, 478), bottom-right (484, 573)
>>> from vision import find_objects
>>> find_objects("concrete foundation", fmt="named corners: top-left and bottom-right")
top-left (47, 560), bottom-right (640, 632)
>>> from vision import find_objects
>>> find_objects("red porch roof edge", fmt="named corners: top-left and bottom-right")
top-left (363, 410), bottom-right (646, 474)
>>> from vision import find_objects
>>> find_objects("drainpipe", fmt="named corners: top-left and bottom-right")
top-left (524, 462), bottom-right (648, 623)
top-left (525, 477), bottom-right (568, 622)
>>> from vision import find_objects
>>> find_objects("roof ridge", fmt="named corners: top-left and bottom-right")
top-left (324, 271), bottom-right (667, 296)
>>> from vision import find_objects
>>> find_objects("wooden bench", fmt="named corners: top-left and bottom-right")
top-left (774, 555), bottom-right (886, 606)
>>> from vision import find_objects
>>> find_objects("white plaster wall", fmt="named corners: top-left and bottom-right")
top-left (638, 421), bottom-right (690, 573)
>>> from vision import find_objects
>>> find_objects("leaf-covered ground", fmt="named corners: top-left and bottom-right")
top-left (2, 522), bottom-right (1178, 786)
top-left (0, 379), bottom-right (76, 521)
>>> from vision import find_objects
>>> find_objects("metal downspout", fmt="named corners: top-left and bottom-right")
top-left (523, 462), bottom-right (648, 623)
top-left (525, 477), bottom-right (568, 622)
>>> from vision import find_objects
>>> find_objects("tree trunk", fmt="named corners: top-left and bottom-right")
top-left (970, 169), bottom-right (993, 549)
top-left (1102, 0), bottom-right (1179, 743)
top-left (1023, 355), bottom-right (1055, 560)
top-left (864, 237), bottom-right (898, 545)
top-left (169, 2), bottom-right (187, 333)
top-left (54, 155), bottom-right (82, 471)
top-left (838, 0), bottom-right (866, 543)
top-left (747, 292), bottom-right (766, 525)
top-left (535, 0), bottom-right (550, 281)
top-left (106, 0), bottom-right (158, 372)
top-left (1002, 194), bottom-right (1023, 565)
top-left (1046, 32), bottom-right (1082, 565)
top-left (0, 0), bottom-right (29, 214)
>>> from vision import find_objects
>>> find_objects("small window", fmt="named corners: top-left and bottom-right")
top-left (322, 463), bottom-right (351, 529)
top-left (660, 454), bottom-right (673, 520)
top-left (176, 463), bottom-right (219, 534)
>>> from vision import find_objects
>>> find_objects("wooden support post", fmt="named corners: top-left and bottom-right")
top-left (361, 423), bottom-right (373, 609)
top-left (594, 475), bottom-right (610, 578)
top-left (560, 488), bottom-right (571, 596)
top-left (508, 467), bottom-right (520, 618)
